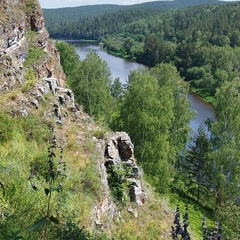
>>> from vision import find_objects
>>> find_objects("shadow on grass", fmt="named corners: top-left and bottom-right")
top-left (170, 186), bottom-right (215, 215)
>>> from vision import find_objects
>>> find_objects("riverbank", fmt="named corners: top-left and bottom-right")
top-left (101, 43), bottom-right (216, 107)
top-left (68, 40), bottom-right (215, 133)
top-left (189, 86), bottom-right (215, 106)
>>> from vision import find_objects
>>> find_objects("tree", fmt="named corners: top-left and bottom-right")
top-left (55, 41), bottom-right (80, 82)
top-left (120, 64), bottom-right (192, 193)
top-left (70, 51), bottom-right (113, 122)
top-left (150, 63), bottom-right (192, 161)
top-left (111, 77), bottom-right (123, 99)
top-left (207, 78), bottom-right (240, 207)
top-left (109, 77), bottom-right (124, 130)
top-left (121, 65), bottom-right (189, 193)
top-left (184, 125), bottom-right (210, 202)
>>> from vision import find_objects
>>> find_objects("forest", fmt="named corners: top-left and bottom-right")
top-left (49, 2), bottom-right (240, 239)
top-left (55, 38), bottom-right (240, 239)
top-left (44, 2), bottom-right (240, 102)
top-left (1, 0), bottom-right (240, 239)
top-left (43, 0), bottom-right (224, 27)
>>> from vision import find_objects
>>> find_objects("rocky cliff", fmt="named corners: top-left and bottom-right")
top-left (0, 0), bottom-right (148, 236)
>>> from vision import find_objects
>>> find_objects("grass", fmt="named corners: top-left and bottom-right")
top-left (26, 30), bottom-right (38, 40)
top-left (23, 47), bottom-right (47, 68)
top-left (24, 0), bottom-right (38, 14)
top-left (0, 107), bottom-right (103, 239)
top-left (0, 95), bottom-right (218, 239)
top-left (22, 68), bottom-right (37, 93)
top-left (189, 86), bottom-right (215, 105)
top-left (168, 191), bottom-right (215, 240)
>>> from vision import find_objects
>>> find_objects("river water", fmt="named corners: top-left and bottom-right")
top-left (68, 41), bottom-right (215, 136)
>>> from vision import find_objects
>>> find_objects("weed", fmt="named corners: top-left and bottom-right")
top-left (29, 129), bottom-right (66, 240)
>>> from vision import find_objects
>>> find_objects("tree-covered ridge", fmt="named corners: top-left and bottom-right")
top-left (43, 4), bottom-right (127, 27)
top-left (43, 0), bottom-right (228, 40)
top-left (44, 8), bottom-right (163, 40)
top-left (42, 0), bottom-right (225, 24)
top-left (102, 2), bottom-right (240, 101)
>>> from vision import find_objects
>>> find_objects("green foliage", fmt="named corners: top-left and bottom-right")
top-left (100, 2), bottom-right (240, 99)
top-left (111, 77), bottom-right (123, 99)
top-left (55, 41), bottom-right (80, 82)
top-left (19, 114), bottom-right (51, 143)
top-left (6, 230), bottom-right (24, 240)
top-left (25, 0), bottom-right (38, 14)
top-left (24, 47), bottom-right (47, 68)
top-left (0, 110), bottom-right (14, 142)
top-left (29, 131), bottom-right (66, 239)
top-left (106, 164), bottom-right (130, 203)
top-left (183, 125), bottom-right (211, 202)
top-left (44, 7), bottom-right (162, 40)
top-left (216, 202), bottom-right (240, 240)
top-left (30, 152), bottom-right (50, 180)
top-left (207, 78), bottom-right (240, 207)
top-left (0, 109), bottom-right (102, 239)
top-left (120, 64), bottom-right (191, 193)
top-left (109, 77), bottom-right (124, 131)
top-left (43, 0), bottom-right (227, 40)
top-left (53, 220), bottom-right (91, 240)
top-left (80, 158), bottom-right (102, 198)
top-left (69, 51), bottom-right (113, 122)
top-left (57, 41), bottom-right (114, 123)
top-left (22, 68), bottom-right (37, 93)
top-left (26, 30), bottom-right (37, 40)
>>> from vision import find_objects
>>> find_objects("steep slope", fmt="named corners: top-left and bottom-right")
top-left (0, 0), bottom-right (120, 234)
top-left (0, 1), bottom-right (176, 239)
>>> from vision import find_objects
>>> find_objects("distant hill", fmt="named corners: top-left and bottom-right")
top-left (43, 0), bottom-right (228, 25)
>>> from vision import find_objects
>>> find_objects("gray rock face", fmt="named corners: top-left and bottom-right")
top-left (104, 132), bottom-right (146, 206)
top-left (0, 0), bottom-right (66, 94)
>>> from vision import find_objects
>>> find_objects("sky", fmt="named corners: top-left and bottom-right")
top-left (39, 0), bottom-right (238, 9)
top-left (39, 0), bottom-right (168, 9)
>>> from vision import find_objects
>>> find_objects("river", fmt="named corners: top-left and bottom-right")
top-left (68, 40), bottom-right (215, 137)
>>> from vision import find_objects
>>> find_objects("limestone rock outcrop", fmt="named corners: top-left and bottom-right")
top-left (0, 0), bottom-right (65, 102)
top-left (105, 132), bottom-right (146, 206)
top-left (0, 0), bottom-right (147, 233)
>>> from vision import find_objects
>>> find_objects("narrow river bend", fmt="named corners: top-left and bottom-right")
top-left (68, 41), bottom-right (215, 136)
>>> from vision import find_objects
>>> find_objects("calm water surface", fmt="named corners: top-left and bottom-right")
top-left (68, 41), bottom-right (215, 136)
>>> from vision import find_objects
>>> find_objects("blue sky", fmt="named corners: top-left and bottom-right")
top-left (39, 0), bottom-right (238, 9)
top-left (39, 0), bottom-right (164, 8)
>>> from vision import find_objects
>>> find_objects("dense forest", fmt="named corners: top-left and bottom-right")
top-left (43, 0), bottom-right (225, 26)
top-left (2, 0), bottom-right (239, 238)
top-left (48, 2), bottom-right (240, 239)
top-left (44, 8), bottom-right (163, 40)
top-left (44, 2), bottom-right (240, 102)
top-left (102, 2), bottom-right (240, 101)
top-left (43, 0), bottom-right (227, 41)
top-left (56, 38), bottom-right (240, 239)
